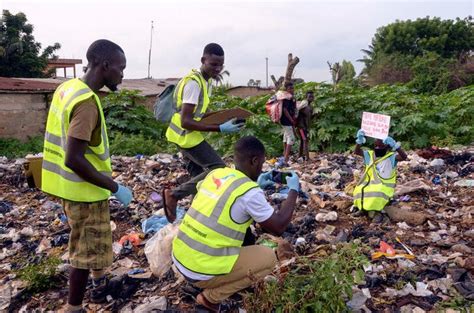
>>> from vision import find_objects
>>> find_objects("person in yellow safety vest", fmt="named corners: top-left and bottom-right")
top-left (172, 136), bottom-right (300, 312)
top-left (41, 40), bottom-right (133, 313)
top-left (163, 43), bottom-right (245, 223)
top-left (353, 129), bottom-right (407, 218)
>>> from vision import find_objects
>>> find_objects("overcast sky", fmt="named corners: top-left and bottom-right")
top-left (2, 0), bottom-right (472, 86)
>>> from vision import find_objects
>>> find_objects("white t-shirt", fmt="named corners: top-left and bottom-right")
top-left (173, 187), bottom-right (274, 281)
top-left (363, 150), bottom-right (397, 179)
top-left (181, 79), bottom-right (212, 105)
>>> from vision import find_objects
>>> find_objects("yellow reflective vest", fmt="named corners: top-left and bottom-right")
top-left (353, 150), bottom-right (396, 211)
top-left (41, 78), bottom-right (112, 202)
top-left (165, 70), bottom-right (210, 148)
top-left (172, 168), bottom-right (259, 275)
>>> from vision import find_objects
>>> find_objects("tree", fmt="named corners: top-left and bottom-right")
top-left (0, 10), bottom-right (61, 77)
top-left (327, 60), bottom-right (356, 89)
top-left (271, 53), bottom-right (300, 90)
top-left (358, 16), bottom-right (474, 92)
top-left (214, 70), bottom-right (230, 86)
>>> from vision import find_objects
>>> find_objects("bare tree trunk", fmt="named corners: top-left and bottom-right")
top-left (284, 53), bottom-right (300, 86)
top-left (327, 61), bottom-right (342, 90)
top-left (271, 53), bottom-right (300, 90)
top-left (271, 75), bottom-right (284, 90)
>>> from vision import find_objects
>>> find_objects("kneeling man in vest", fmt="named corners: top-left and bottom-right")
top-left (42, 40), bottom-right (133, 312)
top-left (172, 136), bottom-right (300, 312)
top-left (353, 129), bottom-right (407, 213)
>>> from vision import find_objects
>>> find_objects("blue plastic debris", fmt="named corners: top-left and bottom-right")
top-left (432, 175), bottom-right (441, 185)
top-left (141, 206), bottom-right (186, 234)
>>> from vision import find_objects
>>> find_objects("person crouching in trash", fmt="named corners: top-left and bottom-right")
top-left (352, 129), bottom-right (407, 217)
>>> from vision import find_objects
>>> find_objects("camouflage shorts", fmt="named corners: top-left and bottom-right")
top-left (63, 199), bottom-right (112, 270)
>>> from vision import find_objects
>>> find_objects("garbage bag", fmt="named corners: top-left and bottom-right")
top-left (144, 223), bottom-right (180, 278)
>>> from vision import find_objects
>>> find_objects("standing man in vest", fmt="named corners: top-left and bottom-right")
top-left (353, 129), bottom-right (407, 216)
top-left (164, 43), bottom-right (245, 222)
top-left (41, 39), bottom-right (133, 312)
top-left (172, 136), bottom-right (300, 312)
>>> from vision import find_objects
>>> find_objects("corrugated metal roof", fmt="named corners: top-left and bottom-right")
top-left (2, 77), bottom-right (180, 96)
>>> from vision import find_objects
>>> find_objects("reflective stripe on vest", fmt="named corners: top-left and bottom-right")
top-left (353, 151), bottom-right (396, 211)
top-left (173, 168), bottom-right (258, 275)
top-left (41, 78), bottom-right (112, 202)
top-left (165, 70), bottom-right (210, 148)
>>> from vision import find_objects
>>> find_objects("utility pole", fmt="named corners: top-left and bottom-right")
top-left (147, 20), bottom-right (154, 79)
top-left (265, 57), bottom-right (268, 88)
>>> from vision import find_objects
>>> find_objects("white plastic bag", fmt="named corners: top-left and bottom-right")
top-left (144, 223), bottom-right (180, 278)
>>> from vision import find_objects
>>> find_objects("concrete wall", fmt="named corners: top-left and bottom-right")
top-left (0, 92), bottom-right (157, 141)
top-left (0, 93), bottom-right (50, 141)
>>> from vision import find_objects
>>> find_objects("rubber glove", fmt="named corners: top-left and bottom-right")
top-left (383, 136), bottom-right (401, 151)
top-left (356, 129), bottom-right (366, 145)
top-left (113, 184), bottom-right (133, 207)
top-left (257, 171), bottom-right (273, 189)
top-left (285, 171), bottom-right (300, 192)
top-left (219, 118), bottom-right (245, 133)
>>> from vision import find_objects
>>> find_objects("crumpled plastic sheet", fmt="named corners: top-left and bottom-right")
top-left (141, 207), bottom-right (185, 234)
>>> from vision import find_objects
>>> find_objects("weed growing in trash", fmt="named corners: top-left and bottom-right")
top-left (16, 256), bottom-right (61, 293)
top-left (243, 242), bottom-right (369, 312)
top-left (436, 290), bottom-right (474, 312)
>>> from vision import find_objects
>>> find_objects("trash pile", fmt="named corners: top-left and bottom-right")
top-left (0, 146), bottom-right (473, 312)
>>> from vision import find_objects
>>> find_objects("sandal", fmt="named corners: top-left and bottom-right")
top-left (196, 293), bottom-right (220, 312)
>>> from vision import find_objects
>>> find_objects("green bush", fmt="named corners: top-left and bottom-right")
top-left (17, 256), bottom-right (61, 293)
top-left (0, 136), bottom-right (43, 159)
top-left (210, 82), bottom-right (473, 154)
top-left (243, 243), bottom-right (369, 312)
top-left (109, 132), bottom-right (172, 156)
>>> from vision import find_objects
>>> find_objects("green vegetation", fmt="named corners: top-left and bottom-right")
top-left (17, 256), bottom-right (61, 293)
top-left (243, 243), bottom-right (369, 312)
top-left (1, 83), bottom-right (472, 158)
top-left (209, 82), bottom-right (474, 154)
top-left (0, 10), bottom-right (61, 77)
top-left (0, 136), bottom-right (43, 159)
top-left (359, 16), bottom-right (473, 93)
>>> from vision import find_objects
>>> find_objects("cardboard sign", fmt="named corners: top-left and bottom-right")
top-left (361, 112), bottom-right (391, 139)
top-left (200, 108), bottom-right (253, 125)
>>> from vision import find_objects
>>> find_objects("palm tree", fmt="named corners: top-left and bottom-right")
top-left (214, 70), bottom-right (230, 86)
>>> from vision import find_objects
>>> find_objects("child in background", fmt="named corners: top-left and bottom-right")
top-left (296, 91), bottom-right (314, 161)
top-left (278, 82), bottom-right (297, 167)
top-left (353, 129), bottom-right (407, 217)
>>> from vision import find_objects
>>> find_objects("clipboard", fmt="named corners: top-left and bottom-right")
top-left (200, 107), bottom-right (253, 125)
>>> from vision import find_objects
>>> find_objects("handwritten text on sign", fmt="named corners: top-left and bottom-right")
top-left (361, 112), bottom-right (391, 140)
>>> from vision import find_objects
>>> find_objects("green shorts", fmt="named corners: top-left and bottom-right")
top-left (63, 199), bottom-right (112, 270)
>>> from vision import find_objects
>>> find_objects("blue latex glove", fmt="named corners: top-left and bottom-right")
top-left (285, 171), bottom-right (300, 192)
top-left (383, 136), bottom-right (401, 151)
top-left (219, 118), bottom-right (245, 133)
top-left (113, 184), bottom-right (133, 207)
top-left (257, 171), bottom-right (273, 189)
top-left (356, 129), bottom-right (366, 145)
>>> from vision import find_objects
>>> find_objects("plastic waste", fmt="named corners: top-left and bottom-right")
top-left (144, 223), bottom-right (180, 278)
top-left (430, 158), bottom-right (445, 167)
top-left (149, 191), bottom-right (163, 202)
top-left (141, 207), bottom-right (185, 234)
top-left (315, 211), bottom-right (338, 222)
top-left (119, 233), bottom-right (143, 247)
top-left (432, 175), bottom-right (441, 185)
top-left (134, 296), bottom-right (167, 313)
top-left (453, 179), bottom-right (474, 187)
top-left (372, 240), bottom-right (415, 260)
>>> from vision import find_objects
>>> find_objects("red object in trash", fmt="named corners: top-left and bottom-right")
top-left (379, 241), bottom-right (396, 256)
top-left (119, 233), bottom-right (142, 247)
